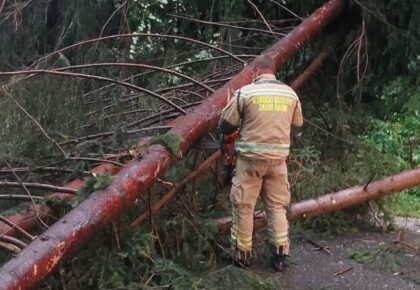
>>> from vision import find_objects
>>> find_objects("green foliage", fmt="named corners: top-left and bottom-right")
top-left (348, 249), bottom-right (376, 264)
top-left (83, 218), bottom-right (279, 289)
top-left (149, 133), bottom-right (185, 156)
top-left (72, 173), bottom-right (113, 207)
top-left (204, 266), bottom-right (278, 290)
top-left (128, 0), bottom-right (184, 58)
top-left (365, 77), bottom-right (420, 167)
top-left (149, 259), bottom-right (205, 290)
top-left (95, 231), bottom-right (156, 289)
top-left (386, 191), bottom-right (420, 218)
top-left (360, 77), bottom-right (420, 217)
top-left (362, 116), bottom-right (420, 168)
top-left (375, 76), bottom-right (420, 118)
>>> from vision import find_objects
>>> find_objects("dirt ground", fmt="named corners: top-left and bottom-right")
top-left (248, 218), bottom-right (420, 290)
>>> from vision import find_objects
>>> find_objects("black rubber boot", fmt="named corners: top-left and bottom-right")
top-left (233, 249), bottom-right (252, 268)
top-left (271, 246), bottom-right (287, 272)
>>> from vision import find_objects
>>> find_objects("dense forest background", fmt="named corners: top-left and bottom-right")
top-left (0, 0), bottom-right (419, 288)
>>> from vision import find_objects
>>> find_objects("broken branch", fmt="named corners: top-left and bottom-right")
top-left (0, 181), bottom-right (78, 194)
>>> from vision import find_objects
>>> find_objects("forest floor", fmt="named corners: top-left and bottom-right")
top-left (246, 218), bottom-right (420, 290)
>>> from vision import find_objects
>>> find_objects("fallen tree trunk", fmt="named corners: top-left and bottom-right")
top-left (290, 51), bottom-right (329, 90)
top-left (0, 1), bottom-right (346, 289)
top-left (217, 167), bottom-right (420, 234)
top-left (0, 163), bottom-right (119, 238)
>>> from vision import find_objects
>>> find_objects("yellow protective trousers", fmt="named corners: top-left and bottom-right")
top-left (230, 156), bottom-right (291, 254)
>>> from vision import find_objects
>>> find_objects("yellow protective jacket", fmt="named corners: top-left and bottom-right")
top-left (221, 74), bottom-right (303, 160)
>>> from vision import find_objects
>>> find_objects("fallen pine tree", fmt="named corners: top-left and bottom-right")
top-left (0, 163), bottom-right (120, 239)
top-left (217, 167), bottom-right (420, 234)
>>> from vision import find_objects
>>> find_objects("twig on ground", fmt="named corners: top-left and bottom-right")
top-left (307, 239), bottom-right (331, 255)
top-left (393, 239), bottom-right (419, 252)
top-left (332, 266), bottom-right (353, 277)
top-left (392, 270), bottom-right (415, 276)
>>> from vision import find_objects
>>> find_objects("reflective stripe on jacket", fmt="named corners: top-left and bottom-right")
top-left (236, 141), bottom-right (290, 155)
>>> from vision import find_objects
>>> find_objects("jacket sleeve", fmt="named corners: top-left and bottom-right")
top-left (292, 99), bottom-right (304, 127)
top-left (219, 89), bottom-right (243, 130)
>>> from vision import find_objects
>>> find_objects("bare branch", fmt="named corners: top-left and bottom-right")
top-left (83, 55), bottom-right (254, 99)
top-left (0, 181), bottom-right (78, 194)
top-left (304, 118), bottom-right (354, 145)
top-left (0, 194), bottom-right (43, 201)
top-left (0, 70), bottom-right (187, 115)
top-left (1, 88), bottom-right (67, 157)
top-left (128, 101), bottom-right (201, 128)
top-left (34, 33), bottom-right (247, 67)
top-left (0, 241), bottom-right (21, 253)
top-left (3, 160), bottom-right (50, 229)
top-left (56, 63), bottom-right (214, 93)
top-left (247, 0), bottom-right (276, 38)
top-left (59, 125), bottom-right (171, 146)
top-left (0, 234), bottom-right (27, 249)
top-left (0, 166), bottom-right (90, 175)
top-left (0, 215), bottom-right (35, 241)
top-left (268, 0), bottom-right (303, 20)
top-left (170, 14), bottom-right (284, 37)
top-left (66, 157), bottom-right (124, 167)
top-left (0, 0), bottom-right (5, 16)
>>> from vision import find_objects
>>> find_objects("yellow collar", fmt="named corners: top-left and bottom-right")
top-left (253, 74), bottom-right (276, 82)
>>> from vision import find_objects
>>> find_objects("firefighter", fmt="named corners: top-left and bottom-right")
top-left (218, 55), bottom-right (303, 271)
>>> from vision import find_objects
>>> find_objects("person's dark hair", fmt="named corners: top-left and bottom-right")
top-left (251, 55), bottom-right (276, 74)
